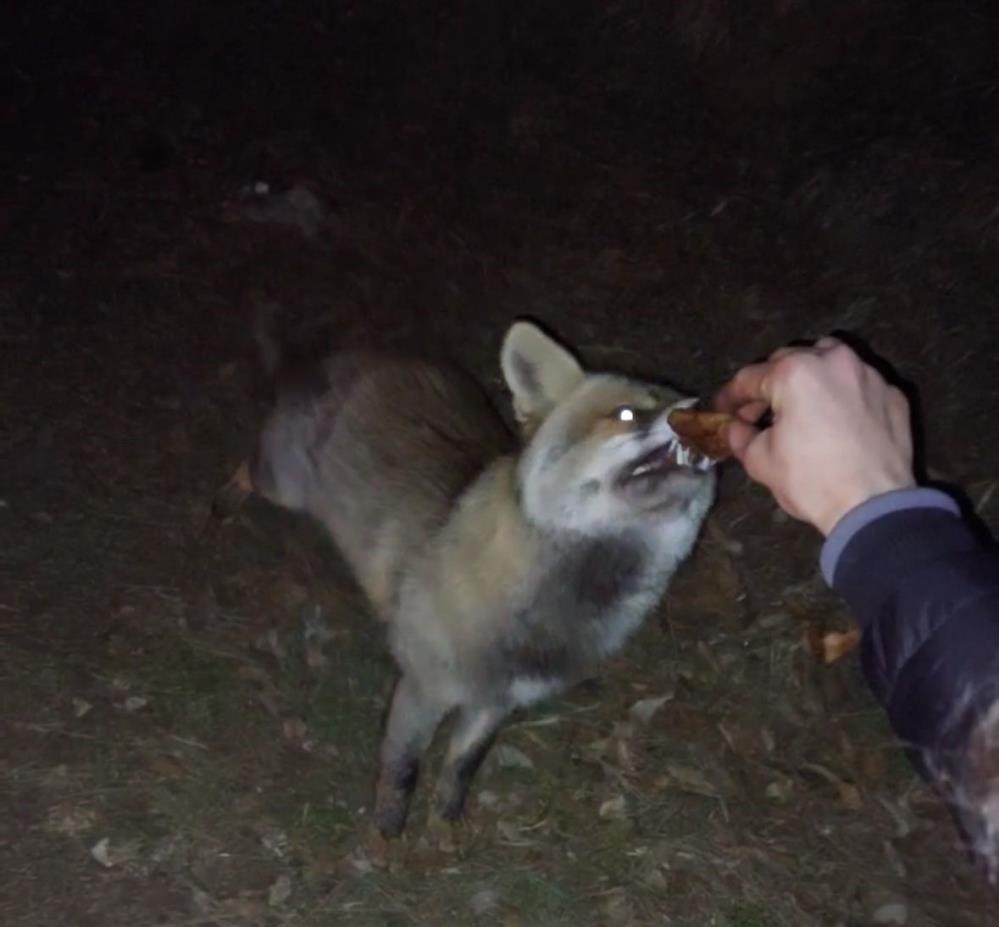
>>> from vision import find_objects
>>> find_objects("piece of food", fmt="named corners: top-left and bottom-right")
top-left (667, 408), bottom-right (735, 461)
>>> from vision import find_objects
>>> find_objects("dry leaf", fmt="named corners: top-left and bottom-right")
top-left (492, 744), bottom-right (534, 770)
top-left (470, 889), bottom-right (500, 916)
top-left (268, 874), bottom-right (293, 907)
top-left (629, 692), bottom-right (674, 724)
top-left (665, 764), bottom-right (720, 799)
top-left (302, 604), bottom-right (334, 642)
top-left (237, 663), bottom-right (273, 685)
top-left (802, 762), bottom-right (863, 810)
top-left (190, 887), bottom-right (216, 916)
top-left (599, 794), bottom-right (628, 820)
top-left (602, 721), bottom-right (638, 775)
top-left (805, 624), bottom-right (861, 664)
top-left (765, 778), bottom-right (795, 804)
top-left (496, 820), bottom-right (534, 846)
top-left (146, 754), bottom-right (188, 780)
top-left (257, 825), bottom-right (291, 859)
top-left (261, 628), bottom-right (288, 664)
top-left (46, 803), bottom-right (97, 836)
top-left (364, 828), bottom-right (392, 869)
top-left (305, 640), bottom-right (329, 671)
top-left (91, 837), bottom-right (114, 868)
top-left (348, 847), bottom-right (375, 875)
top-left (602, 889), bottom-right (634, 925)
top-left (282, 717), bottom-right (308, 743)
top-left (821, 629), bottom-right (861, 664)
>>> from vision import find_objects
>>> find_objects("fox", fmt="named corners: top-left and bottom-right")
top-left (219, 318), bottom-right (717, 837)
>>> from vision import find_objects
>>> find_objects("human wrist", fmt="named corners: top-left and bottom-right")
top-left (814, 474), bottom-right (917, 537)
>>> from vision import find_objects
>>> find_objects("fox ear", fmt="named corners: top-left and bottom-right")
top-left (501, 321), bottom-right (584, 428)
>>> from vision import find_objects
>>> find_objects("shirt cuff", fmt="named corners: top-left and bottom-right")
top-left (820, 487), bottom-right (961, 586)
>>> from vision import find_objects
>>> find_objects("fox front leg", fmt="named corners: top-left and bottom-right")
top-left (433, 702), bottom-right (509, 822)
top-left (374, 674), bottom-right (449, 838)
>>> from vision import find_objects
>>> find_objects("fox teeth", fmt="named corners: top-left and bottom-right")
top-left (667, 438), bottom-right (690, 468)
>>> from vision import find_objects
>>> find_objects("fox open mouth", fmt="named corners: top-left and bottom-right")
top-left (617, 438), bottom-right (711, 486)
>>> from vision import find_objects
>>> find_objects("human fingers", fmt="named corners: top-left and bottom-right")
top-left (737, 421), bottom-right (780, 489)
top-left (734, 399), bottom-right (769, 423)
top-left (713, 362), bottom-right (775, 414)
top-left (724, 418), bottom-right (760, 459)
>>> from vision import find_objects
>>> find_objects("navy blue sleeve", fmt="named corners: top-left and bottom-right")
top-left (829, 506), bottom-right (999, 750)
top-left (827, 503), bottom-right (999, 875)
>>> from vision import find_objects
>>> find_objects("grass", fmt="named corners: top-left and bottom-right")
top-left (724, 903), bottom-right (770, 927)
top-left (501, 869), bottom-right (575, 921)
top-left (140, 639), bottom-right (246, 742)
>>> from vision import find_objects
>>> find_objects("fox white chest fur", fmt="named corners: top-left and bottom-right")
top-left (240, 320), bottom-right (715, 836)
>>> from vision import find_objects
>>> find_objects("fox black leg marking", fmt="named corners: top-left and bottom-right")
top-left (435, 703), bottom-right (508, 821)
top-left (374, 674), bottom-right (449, 837)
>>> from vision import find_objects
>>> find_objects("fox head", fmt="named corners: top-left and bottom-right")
top-left (501, 321), bottom-right (716, 535)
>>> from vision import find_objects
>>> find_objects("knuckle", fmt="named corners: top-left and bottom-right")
top-left (773, 352), bottom-right (816, 388)
top-left (828, 342), bottom-right (861, 369)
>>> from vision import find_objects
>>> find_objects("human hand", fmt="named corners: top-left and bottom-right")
top-left (714, 338), bottom-right (916, 536)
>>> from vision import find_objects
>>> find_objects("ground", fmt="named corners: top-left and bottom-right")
top-left (2, 1), bottom-right (999, 924)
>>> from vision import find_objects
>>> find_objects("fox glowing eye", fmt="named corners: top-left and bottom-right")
top-left (614, 406), bottom-right (636, 423)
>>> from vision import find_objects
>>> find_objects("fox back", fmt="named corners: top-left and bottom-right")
top-left (249, 351), bottom-right (514, 617)
top-left (241, 320), bottom-right (716, 836)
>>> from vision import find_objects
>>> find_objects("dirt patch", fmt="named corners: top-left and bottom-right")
top-left (3, 1), bottom-right (999, 924)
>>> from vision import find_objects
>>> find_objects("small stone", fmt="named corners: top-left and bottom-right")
top-left (470, 889), bottom-right (499, 916)
top-left (872, 902), bottom-right (908, 924)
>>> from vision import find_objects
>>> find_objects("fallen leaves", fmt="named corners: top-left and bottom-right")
top-left (123, 695), bottom-right (148, 712)
top-left (598, 795), bottom-right (629, 820)
top-left (267, 873), bottom-right (293, 907)
top-left (281, 716), bottom-right (309, 745)
top-left (661, 763), bottom-right (724, 800)
top-left (801, 762), bottom-right (864, 811)
top-left (628, 691), bottom-right (675, 724)
top-left (496, 819), bottom-right (536, 847)
top-left (45, 803), bottom-right (97, 837)
top-left (491, 744), bottom-right (535, 771)
top-left (805, 623), bottom-right (861, 664)
top-left (89, 836), bottom-right (142, 868)
top-left (469, 887), bottom-right (500, 916)
top-left (145, 753), bottom-right (189, 780)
